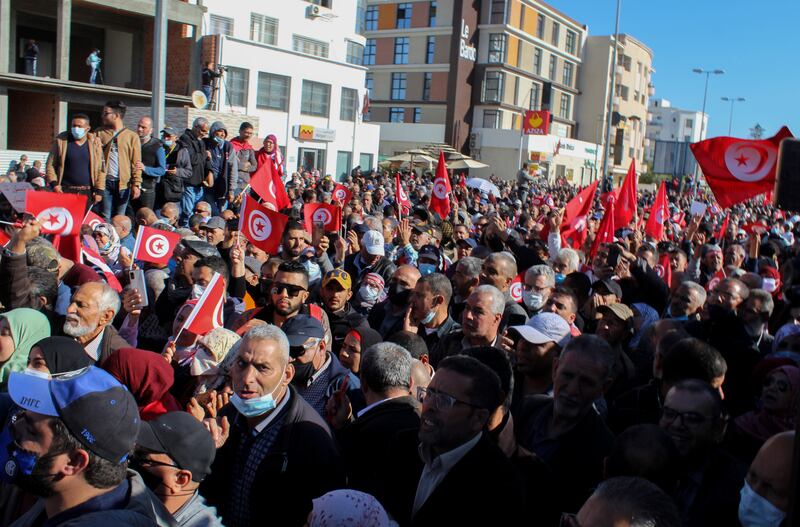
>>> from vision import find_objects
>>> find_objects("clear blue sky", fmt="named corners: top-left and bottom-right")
top-left (547, 0), bottom-right (799, 139)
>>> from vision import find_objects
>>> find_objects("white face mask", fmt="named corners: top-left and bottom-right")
top-left (738, 481), bottom-right (786, 527)
top-left (191, 283), bottom-right (206, 300)
top-left (522, 290), bottom-right (544, 311)
top-left (762, 277), bottom-right (778, 293)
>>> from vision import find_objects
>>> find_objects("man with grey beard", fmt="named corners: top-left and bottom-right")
top-left (62, 281), bottom-right (130, 364)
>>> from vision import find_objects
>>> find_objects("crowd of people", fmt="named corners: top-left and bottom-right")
top-left (0, 102), bottom-right (797, 527)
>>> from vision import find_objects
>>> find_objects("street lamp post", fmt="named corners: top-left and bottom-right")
top-left (691, 68), bottom-right (724, 197)
top-left (720, 96), bottom-right (746, 136)
top-left (600, 0), bottom-right (622, 192)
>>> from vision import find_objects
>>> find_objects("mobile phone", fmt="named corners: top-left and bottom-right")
top-left (128, 270), bottom-right (149, 309)
top-left (607, 245), bottom-right (622, 268)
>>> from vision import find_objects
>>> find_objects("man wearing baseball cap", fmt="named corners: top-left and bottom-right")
top-left (319, 269), bottom-right (369, 355)
top-left (134, 411), bottom-right (222, 526)
top-left (343, 229), bottom-right (396, 287)
top-left (5, 366), bottom-right (174, 525)
top-left (198, 216), bottom-right (226, 247)
top-left (509, 312), bottom-right (572, 400)
top-left (596, 303), bottom-right (637, 398)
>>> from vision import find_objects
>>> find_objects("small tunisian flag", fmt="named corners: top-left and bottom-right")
top-left (645, 182), bottom-right (669, 241)
top-left (26, 191), bottom-right (86, 236)
top-left (689, 126), bottom-right (793, 208)
top-left (304, 202), bottom-right (342, 233)
top-left (429, 151), bottom-right (452, 220)
top-left (239, 194), bottom-right (288, 255)
top-left (133, 226), bottom-right (182, 265)
top-left (715, 213), bottom-right (730, 243)
top-left (83, 210), bottom-right (105, 230)
top-left (655, 251), bottom-right (672, 288)
top-left (589, 202), bottom-right (615, 259)
top-left (332, 183), bottom-right (352, 206)
top-left (180, 272), bottom-right (225, 336)
top-left (82, 246), bottom-right (123, 292)
top-left (251, 159), bottom-right (291, 210)
top-left (561, 179), bottom-right (599, 249)
top-left (615, 160), bottom-right (638, 228)
top-left (396, 174), bottom-right (412, 213)
top-left (509, 272), bottom-right (525, 304)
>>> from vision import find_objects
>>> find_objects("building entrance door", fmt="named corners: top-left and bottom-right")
top-left (298, 148), bottom-right (325, 173)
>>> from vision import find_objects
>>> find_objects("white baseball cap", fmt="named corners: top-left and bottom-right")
top-left (361, 230), bottom-right (385, 256)
top-left (510, 312), bottom-right (571, 348)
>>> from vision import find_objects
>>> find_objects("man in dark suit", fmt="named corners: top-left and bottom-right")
top-left (410, 355), bottom-right (524, 526)
top-left (327, 342), bottom-right (421, 522)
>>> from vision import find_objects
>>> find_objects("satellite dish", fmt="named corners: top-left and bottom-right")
top-left (191, 90), bottom-right (208, 109)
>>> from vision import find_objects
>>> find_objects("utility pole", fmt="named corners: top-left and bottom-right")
top-left (600, 0), bottom-right (622, 193)
top-left (151, 0), bottom-right (168, 131)
top-left (691, 68), bottom-right (724, 197)
top-left (720, 96), bottom-right (745, 136)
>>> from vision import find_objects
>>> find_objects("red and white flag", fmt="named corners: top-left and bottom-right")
top-left (561, 180), bottom-right (599, 249)
top-left (395, 174), bottom-right (411, 213)
top-left (589, 202), bottom-right (615, 259)
top-left (26, 191), bottom-right (86, 236)
top-left (509, 272), bottom-right (525, 304)
top-left (332, 183), bottom-right (353, 206)
top-left (429, 151), bottom-right (452, 220)
top-left (239, 195), bottom-right (288, 255)
top-left (251, 159), bottom-right (291, 210)
top-left (132, 226), bottom-right (181, 265)
top-left (654, 251), bottom-right (672, 288)
top-left (83, 210), bottom-right (105, 230)
top-left (715, 213), bottom-right (730, 243)
top-left (615, 160), bottom-right (638, 228)
top-left (82, 246), bottom-right (122, 292)
top-left (689, 126), bottom-right (793, 208)
top-left (180, 272), bottom-right (225, 336)
top-left (304, 202), bottom-right (342, 233)
top-left (645, 182), bottom-right (669, 241)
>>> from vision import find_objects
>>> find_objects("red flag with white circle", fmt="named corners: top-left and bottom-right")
top-left (509, 273), bottom-right (524, 304)
top-left (132, 225), bottom-right (182, 265)
top-left (180, 272), bottom-right (225, 336)
top-left (645, 182), bottom-right (668, 241)
top-left (83, 210), bottom-right (105, 230)
top-left (430, 151), bottom-right (452, 219)
top-left (395, 174), bottom-right (411, 212)
top-left (250, 159), bottom-right (291, 210)
top-left (82, 245), bottom-right (123, 292)
top-left (26, 191), bottom-right (86, 236)
top-left (304, 202), bottom-right (342, 233)
top-left (332, 183), bottom-right (352, 206)
top-left (238, 194), bottom-right (289, 255)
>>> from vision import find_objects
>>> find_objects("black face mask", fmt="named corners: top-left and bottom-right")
top-left (132, 463), bottom-right (165, 493)
top-left (387, 283), bottom-right (410, 306)
top-left (291, 360), bottom-right (317, 388)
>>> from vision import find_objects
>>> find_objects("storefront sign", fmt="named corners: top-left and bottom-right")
top-left (459, 20), bottom-right (476, 61)
top-left (293, 125), bottom-right (336, 142)
top-left (523, 111), bottom-right (550, 135)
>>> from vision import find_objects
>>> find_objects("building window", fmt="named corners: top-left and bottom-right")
top-left (413, 108), bottom-right (422, 123)
top-left (365, 5), bottom-right (378, 31)
top-left (336, 151), bottom-right (352, 178)
top-left (490, 0), bottom-right (505, 24)
top-left (429, 1), bottom-right (437, 26)
top-left (225, 67), bottom-right (249, 107)
top-left (422, 72), bottom-right (432, 100)
top-left (537, 14), bottom-right (545, 39)
top-left (565, 30), bottom-right (577, 54)
top-left (488, 34), bottom-right (506, 63)
top-left (559, 93), bottom-right (571, 119)
top-left (301, 80), bottom-right (331, 117)
top-left (209, 15), bottom-right (234, 36)
top-left (483, 71), bottom-right (504, 103)
top-left (340, 88), bottom-right (358, 121)
top-left (356, 0), bottom-right (366, 33)
top-left (530, 82), bottom-right (541, 109)
top-left (365, 72), bottom-right (373, 92)
top-left (548, 55), bottom-right (557, 80)
top-left (686, 118), bottom-right (694, 128)
top-left (346, 41), bottom-right (364, 65)
top-left (250, 13), bottom-right (278, 45)
top-left (394, 37), bottom-right (409, 64)
top-left (483, 110), bottom-right (500, 128)
top-left (551, 22), bottom-right (560, 46)
top-left (391, 72), bottom-right (407, 100)
top-left (426, 36), bottom-right (436, 64)
top-left (390, 107), bottom-right (405, 122)
top-left (397, 3), bottom-right (412, 28)
top-left (256, 72), bottom-right (289, 111)
top-left (364, 39), bottom-right (376, 65)
top-left (293, 35), bottom-right (329, 58)
top-left (562, 62), bottom-right (573, 87)
top-left (533, 48), bottom-right (542, 75)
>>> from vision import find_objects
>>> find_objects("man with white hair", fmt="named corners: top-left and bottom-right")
top-left (201, 324), bottom-right (345, 527)
top-left (63, 281), bottom-right (130, 364)
top-left (552, 248), bottom-right (580, 280)
top-left (522, 265), bottom-right (555, 316)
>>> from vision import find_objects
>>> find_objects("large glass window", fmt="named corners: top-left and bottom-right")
top-left (551, 22), bottom-right (560, 46)
top-left (210, 15), bottom-right (233, 36)
top-left (422, 72), bottom-right (432, 100)
top-left (365, 72), bottom-right (373, 93)
top-left (562, 62), bottom-right (573, 87)
top-left (429, 1), bottom-right (437, 26)
top-left (336, 151), bottom-right (352, 179)
top-left (391, 73), bottom-right (407, 100)
top-left (426, 36), bottom-right (436, 64)
top-left (390, 107), bottom-right (405, 122)
top-left (536, 14), bottom-right (545, 39)
top-left (530, 82), bottom-right (541, 109)
top-left (256, 72), bottom-right (289, 111)
top-left (565, 30), bottom-right (577, 54)
top-left (394, 37), bottom-right (409, 64)
top-left (483, 110), bottom-right (500, 128)
top-left (413, 108), bottom-right (422, 123)
top-left (340, 88), bottom-right (358, 121)
top-left (292, 35), bottom-right (329, 58)
top-left (346, 41), bottom-right (364, 65)
top-left (397, 3), bottom-right (412, 28)
top-left (533, 48), bottom-right (542, 75)
top-left (549, 55), bottom-right (557, 80)
top-left (225, 67), bottom-right (248, 107)
top-left (488, 34), bottom-right (506, 63)
top-left (301, 80), bottom-right (331, 117)
top-left (483, 71), bottom-right (504, 103)
top-left (365, 5), bottom-right (378, 31)
top-left (364, 39), bottom-right (376, 65)
top-left (250, 13), bottom-right (278, 45)
top-left (559, 93), bottom-right (571, 119)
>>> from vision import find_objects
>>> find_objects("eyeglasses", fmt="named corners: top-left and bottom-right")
top-left (271, 283), bottom-right (307, 297)
top-left (416, 387), bottom-right (479, 410)
top-left (661, 406), bottom-right (710, 427)
top-left (290, 338), bottom-right (320, 359)
top-left (133, 456), bottom-right (180, 470)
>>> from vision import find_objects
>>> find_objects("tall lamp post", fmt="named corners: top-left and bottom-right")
top-left (720, 96), bottom-right (745, 136)
top-left (691, 68), bottom-right (724, 197)
top-left (600, 0), bottom-right (622, 191)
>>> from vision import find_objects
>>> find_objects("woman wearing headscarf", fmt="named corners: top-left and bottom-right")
top-left (92, 222), bottom-right (121, 266)
top-left (307, 490), bottom-right (392, 527)
top-left (102, 347), bottom-right (182, 420)
top-left (630, 303), bottom-right (660, 350)
top-left (27, 336), bottom-right (93, 375)
top-left (188, 327), bottom-right (241, 395)
top-left (256, 134), bottom-right (284, 181)
top-left (0, 308), bottom-right (51, 388)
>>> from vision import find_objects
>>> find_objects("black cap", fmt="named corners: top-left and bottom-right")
top-left (182, 239), bottom-right (220, 258)
top-left (282, 314), bottom-right (325, 348)
top-left (137, 411), bottom-right (215, 482)
top-left (593, 278), bottom-right (623, 300)
top-left (353, 223), bottom-right (370, 235)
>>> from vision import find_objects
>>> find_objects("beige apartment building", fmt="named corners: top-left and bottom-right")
top-left (575, 33), bottom-right (655, 183)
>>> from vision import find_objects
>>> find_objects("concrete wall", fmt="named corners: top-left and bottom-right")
top-left (125, 106), bottom-right (261, 142)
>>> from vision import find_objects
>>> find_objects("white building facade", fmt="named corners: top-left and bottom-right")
top-left (645, 98), bottom-right (707, 177)
top-left (201, 0), bottom-right (380, 179)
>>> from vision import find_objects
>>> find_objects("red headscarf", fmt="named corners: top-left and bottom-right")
top-left (102, 348), bottom-right (181, 421)
top-left (256, 134), bottom-right (284, 180)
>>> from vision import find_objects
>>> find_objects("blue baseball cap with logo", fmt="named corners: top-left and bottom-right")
top-left (9, 366), bottom-right (140, 463)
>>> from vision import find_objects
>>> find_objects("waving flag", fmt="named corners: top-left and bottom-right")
top-left (180, 272), bottom-right (225, 336)
top-left (509, 272), bottom-right (525, 304)
top-left (304, 202), bottom-right (342, 233)
top-left (715, 213), bottom-right (730, 243)
top-left (589, 201), bottom-right (615, 259)
top-left (655, 251), bottom-right (672, 288)
top-left (396, 174), bottom-right (412, 213)
top-left (132, 226), bottom-right (181, 265)
top-left (82, 246), bottom-right (122, 292)
top-left (615, 160), bottom-right (638, 228)
top-left (239, 195), bottom-right (288, 255)
top-left (83, 210), bottom-right (105, 230)
top-left (332, 183), bottom-right (352, 206)
top-left (429, 151), bottom-right (452, 220)
top-left (26, 191), bottom-right (86, 236)
top-left (645, 182), bottom-right (669, 241)
top-left (251, 159), bottom-right (291, 210)
top-left (690, 126), bottom-right (793, 208)
top-left (561, 179), bottom-right (599, 249)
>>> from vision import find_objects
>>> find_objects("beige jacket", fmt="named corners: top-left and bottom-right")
top-left (95, 127), bottom-right (143, 191)
top-left (45, 131), bottom-right (106, 190)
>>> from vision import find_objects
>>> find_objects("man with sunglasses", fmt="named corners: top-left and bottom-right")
top-left (319, 269), bottom-right (369, 355)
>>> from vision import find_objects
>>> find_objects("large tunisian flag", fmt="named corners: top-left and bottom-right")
top-left (250, 158), bottom-right (291, 210)
top-left (645, 181), bottom-right (669, 241)
top-left (561, 180), bottom-right (599, 249)
top-left (589, 202), bottom-right (615, 259)
top-left (614, 160), bottom-right (638, 228)
top-left (26, 191), bottom-right (86, 236)
top-left (690, 126), bottom-right (793, 208)
top-left (429, 151), bottom-right (452, 219)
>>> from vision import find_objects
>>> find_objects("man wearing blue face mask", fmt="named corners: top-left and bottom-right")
top-left (45, 114), bottom-right (105, 210)
top-left (406, 272), bottom-right (459, 361)
top-left (738, 431), bottom-right (794, 527)
top-left (202, 121), bottom-right (238, 214)
top-left (201, 324), bottom-right (345, 527)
